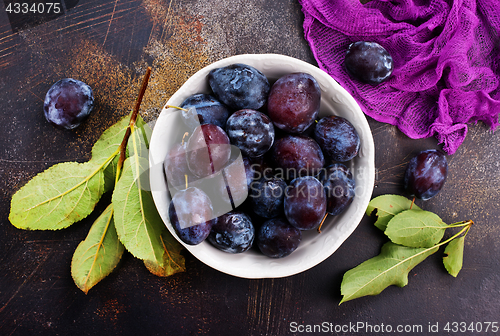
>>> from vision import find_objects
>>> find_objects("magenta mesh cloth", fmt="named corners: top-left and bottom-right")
top-left (299, 0), bottom-right (500, 154)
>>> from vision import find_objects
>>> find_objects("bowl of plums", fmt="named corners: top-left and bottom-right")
top-left (149, 54), bottom-right (375, 278)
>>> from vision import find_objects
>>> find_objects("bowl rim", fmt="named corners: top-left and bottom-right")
top-left (149, 53), bottom-right (375, 279)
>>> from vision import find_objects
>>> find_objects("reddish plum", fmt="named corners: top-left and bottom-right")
top-left (186, 124), bottom-right (231, 178)
top-left (267, 72), bottom-right (320, 134)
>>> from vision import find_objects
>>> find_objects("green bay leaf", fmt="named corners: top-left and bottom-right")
top-left (135, 116), bottom-right (151, 149)
top-left (9, 161), bottom-right (104, 230)
top-left (385, 209), bottom-right (447, 248)
top-left (443, 236), bottom-right (465, 277)
top-left (91, 114), bottom-right (131, 193)
top-left (366, 194), bottom-right (421, 231)
top-left (102, 156), bottom-right (119, 194)
top-left (112, 120), bottom-right (172, 266)
top-left (340, 242), bottom-right (438, 304)
top-left (90, 114), bottom-right (148, 193)
top-left (91, 114), bottom-right (131, 163)
top-left (112, 154), bottom-right (165, 263)
top-left (144, 229), bottom-right (186, 277)
top-left (71, 203), bottom-right (124, 294)
top-left (127, 120), bottom-right (150, 159)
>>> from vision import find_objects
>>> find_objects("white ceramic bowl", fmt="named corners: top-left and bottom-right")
top-left (149, 54), bottom-right (375, 279)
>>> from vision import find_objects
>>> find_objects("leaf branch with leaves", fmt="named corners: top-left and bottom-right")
top-left (9, 68), bottom-right (185, 294)
top-left (340, 194), bottom-right (473, 304)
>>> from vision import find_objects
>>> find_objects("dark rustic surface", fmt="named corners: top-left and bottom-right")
top-left (1, 1), bottom-right (499, 335)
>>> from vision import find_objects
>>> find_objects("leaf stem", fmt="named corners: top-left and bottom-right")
top-left (462, 221), bottom-right (473, 238)
top-left (447, 220), bottom-right (474, 228)
top-left (115, 67), bottom-right (152, 183)
top-left (435, 221), bottom-right (473, 248)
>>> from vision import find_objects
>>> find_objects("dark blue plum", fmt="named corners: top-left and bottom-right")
top-left (314, 116), bottom-right (360, 162)
top-left (247, 155), bottom-right (275, 181)
top-left (319, 163), bottom-right (355, 216)
top-left (226, 109), bottom-right (275, 158)
top-left (257, 218), bottom-right (302, 258)
top-left (208, 211), bottom-right (255, 253)
top-left (344, 41), bottom-right (393, 85)
top-left (168, 187), bottom-right (215, 245)
top-left (404, 149), bottom-right (448, 200)
top-left (249, 177), bottom-right (287, 218)
top-left (208, 63), bottom-right (270, 110)
top-left (180, 93), bottom-right (230, 130)
top-left (43, 78), bottom-right (94, 129)
top-left (242, 156), bottom-right (258, 189)
top-left (284, 176), bottom-right (327, 230)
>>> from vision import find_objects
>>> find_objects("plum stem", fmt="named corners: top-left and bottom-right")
top-left (181, 132), bottom-right (189, 145)
top-left (317, 213), bottom-right (328, 233)
top-left (181, 132), bottom-right (190, 190)
top-left (166, 105), bottom-right (188, 111)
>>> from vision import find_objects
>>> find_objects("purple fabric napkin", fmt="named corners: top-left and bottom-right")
top-left (299, 0), bottom-right (500, 154)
